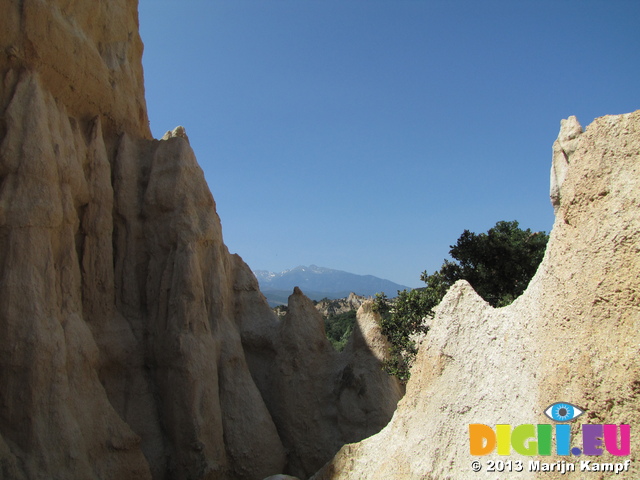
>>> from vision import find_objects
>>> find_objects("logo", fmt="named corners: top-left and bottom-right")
top-left (543, 402), bottom-right (583, 422)
top-left (469, 402), bottom-right (631, 457)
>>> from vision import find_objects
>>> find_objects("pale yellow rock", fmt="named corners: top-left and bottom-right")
top-left (0, 2), bottom-right (403, 479)
top-left (0, 68), bottom-right (152, 480)
top-left (315, 292), bottom-right (368, 317)
top-left (312, 110), bottom-right (640, 480)
top-left (550, 115), bottom-right (583, 212)
top-left (0, 0), bottom-right (149, 138)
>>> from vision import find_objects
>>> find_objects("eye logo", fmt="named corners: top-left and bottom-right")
top-left (544, 402), bottom-right (584, 422)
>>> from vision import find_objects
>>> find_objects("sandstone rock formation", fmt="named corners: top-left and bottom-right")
top-left (550, 115), bottom-right (583, 213)
top-left (0, 0), bottom-right (149, 140)
top-left (0, 2), bottom-right (402, 479)
top-left (314, 292), bottom-right (368, 318)
top-left (242, 289), bottom-right (403, 479)
top-left (4, 2), bottom-right (637, 480)
top-left (312, 110), bottom-right (640, 479)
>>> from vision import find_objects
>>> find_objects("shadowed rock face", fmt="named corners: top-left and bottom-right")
top-left (0, 69), bottom-right (287, 479)
top-left (312, 110), bottom-right (640, 480)
top-left (0, 2), bottom-right (403, 479)
top-left (242, 290), bottom-right (404, 479)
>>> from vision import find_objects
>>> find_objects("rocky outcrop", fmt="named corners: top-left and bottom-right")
top-left (312, 110), bottom-right (640, 479)
top-left (315, 292), bottom-right (368, 318)
top-left (0, 0), bottom-right (149, 139)
top-left (242, 290), bottom-right (403, 479)
top-left (0, 67), bottom-right (287, 479)
top-left (550, 115), bottom-right (583, 213)
top-left (0, 2), bottom-right (402, 479)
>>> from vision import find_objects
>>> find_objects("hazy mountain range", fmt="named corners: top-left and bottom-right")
top-left (254, 265), bottom-right (410, 306)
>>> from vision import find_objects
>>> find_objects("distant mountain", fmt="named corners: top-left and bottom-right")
top-left (254, 265), bottom-right (410, 306)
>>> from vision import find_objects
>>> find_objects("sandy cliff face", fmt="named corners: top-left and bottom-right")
top-left (241, 289), bottom-right (403, 479)
top-left (0, 65), bottom-right (286, 480)
top-left (0, 0), bottom-right (149, 139)
top-left (0, 2), bottom-right (401, 479)
top-left (312, 110), bottom-right (640, 479)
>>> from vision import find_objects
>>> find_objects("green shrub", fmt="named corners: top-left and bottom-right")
top-left (324, 310), bottom-right (357, 351)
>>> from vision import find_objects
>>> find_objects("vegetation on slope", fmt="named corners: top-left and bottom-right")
top-left (324, 310), bottom-right (358, 351)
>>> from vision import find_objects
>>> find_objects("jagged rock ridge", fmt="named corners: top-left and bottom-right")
top-left (314, 293), bottom-right (368, 318)
top-left (312, 111), bottom-right (640, 479)
top-left (0, 2), bottom-right (402, 479)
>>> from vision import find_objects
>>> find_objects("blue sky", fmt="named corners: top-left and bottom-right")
top-left (138, 1), bottom-right (639, 288)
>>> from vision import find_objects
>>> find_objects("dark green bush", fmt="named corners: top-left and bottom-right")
top-left (324, 310), bottom-right (357, 351)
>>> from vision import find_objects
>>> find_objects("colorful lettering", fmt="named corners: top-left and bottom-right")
top-left (469, 424), bottom-right (496, 455)
top-left (556, 424), bottom-right (571, 456)
top-left (604, 424), bottom-right (630, 456)
top-left (511, 424), bottom-right (537, 455)
top-left (469, 424), bottom-right (631, 457)
top-left (496, 424), bottom-right (511, 455)
top-left (537, 424), bottom-right (552, 455)
top-left (582, 424), bottom-right (603, 455)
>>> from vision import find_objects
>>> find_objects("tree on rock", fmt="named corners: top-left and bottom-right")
top-left (375, 220), bottom-right (549, 381)
top-left (427, 220), bottom-right (549, 307)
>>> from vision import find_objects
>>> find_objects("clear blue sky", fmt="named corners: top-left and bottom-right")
top-left (138, 1), bottom-right (639, 288)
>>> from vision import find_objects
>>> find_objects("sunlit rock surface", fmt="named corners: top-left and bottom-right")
top-left (0, 2), bottom-right (401, 479)
top-left (311, 110), bottom-right (640, 479)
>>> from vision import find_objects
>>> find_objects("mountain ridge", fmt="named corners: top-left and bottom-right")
top-left (254, 265), bottom-right (410, 305)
